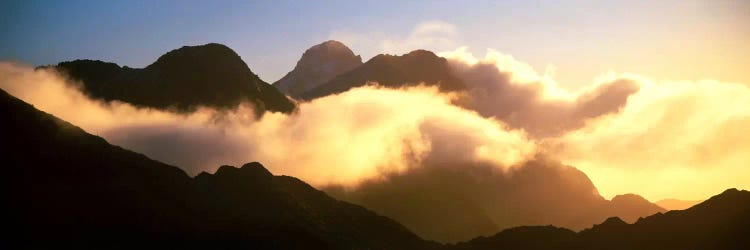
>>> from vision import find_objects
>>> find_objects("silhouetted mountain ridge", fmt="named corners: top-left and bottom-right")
top-left (274, 40), bottom-right (363, 98)
top-left (52, 43), bottom-right (295, 115)
top-left (301, 49), bottom-right (466, 100)
top-left (455, 188), bottom-right (750, 249)
top-left (326, 158), bottom-right (666, 243)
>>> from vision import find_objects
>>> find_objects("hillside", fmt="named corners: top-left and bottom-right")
top-left (0, 88), bottom-right (430, 249)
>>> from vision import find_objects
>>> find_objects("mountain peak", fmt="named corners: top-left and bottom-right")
top-left (313, 40), bottom-right (353, 51)
top-left (274, 40), bottom-right (363, 98)
top-left (600, 216), bottom-right (627, 226)
top-left (149, 43), bottom-right (249, 73)
top-left (404, 49), bottom-right (439, 58)
top-left (210, 162), bottom-right (273, 183)
top-left (240, 162), bottom-right (273, 179)
top-left (611, 193), bottom-right (650, 204)
top-left (53, 43), bottom-right (295, 114)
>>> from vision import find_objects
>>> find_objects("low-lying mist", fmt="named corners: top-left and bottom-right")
top-left (0, 62), bottom-right (536, 187)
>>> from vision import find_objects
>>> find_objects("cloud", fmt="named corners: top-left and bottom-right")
top-left (0, 62), bottom-right (535, 187)
top-left (440, 47), bottom-right (641, 137)
top-left (551, 75), bottom-right (750, 200)
top-left (435, 47), bottom-right (750, 200)
top-left (329, 20), bottom-right (460, 60)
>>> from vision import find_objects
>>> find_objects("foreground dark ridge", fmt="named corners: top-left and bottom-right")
top-left (0, 88), bottom-right (429, 249)
top-left (454, 188), bottom-right (750, 249)
top-left (2, 88), bottom-right (748, 249)
top-left (49, 43), bottom-right (295, 115)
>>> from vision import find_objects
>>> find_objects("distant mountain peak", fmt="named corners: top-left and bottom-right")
top-left (53, 43), bottom-right (295, 114)
top-left (312, 40), bottom-right (353, 51)
top-left (404, 49), bottom-right (439, 58)
top-left (274, 40), bottom-right (363, 98)
top-left (600, 217), bottom-right (627, 226)
top-left (611, 193), bottom-right (650, 203)
top-left (209, 162), bottom-right (273, 183)
top-left (300, 49), bottom-right (466, 100)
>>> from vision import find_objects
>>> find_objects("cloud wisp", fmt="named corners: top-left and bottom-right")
top-left (329, 20), bottom-right (460, 61)
top-left (440, 47), bottom-right (641, 137)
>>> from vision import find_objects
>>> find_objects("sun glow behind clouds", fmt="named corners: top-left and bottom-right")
top-left (554, 78), bottom-right (750, 200)
top-left (439, 47), bottom-right (750, 200)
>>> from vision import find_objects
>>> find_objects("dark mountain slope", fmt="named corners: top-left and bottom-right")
top-left (453, 226), bottom-right (577, 250)
top-left (53, 43), bottom-right (295, 115)
top-left (454, 188), bottom-right (750, 249)
top-left (274, 40), bottom-right (363, 98)
top-left (0, 88), bottom-right (431, 249)
top-left (577, 188), bottom-right (750, 249)
top-left (301, 50), bottom-right (465, 100)
top-left (326, 158), bottom-right (665, 243)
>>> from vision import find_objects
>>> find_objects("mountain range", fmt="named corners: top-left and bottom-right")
top-left (2, 88), bottom-right (748, 249)
top-left (5, 40), bottom-right (748, 248)
top-left (325, 159), bottom-right (666, 242)
top-left (454, 188), bottom-right (750, 249)
top-left (298, 48), bottom-right (465, 100)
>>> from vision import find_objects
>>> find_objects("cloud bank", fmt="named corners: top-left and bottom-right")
top-left (0, 62), bottom-right (535, 187)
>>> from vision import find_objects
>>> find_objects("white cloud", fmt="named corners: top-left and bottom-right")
top-left (329, 20), bottom-right (460, 59)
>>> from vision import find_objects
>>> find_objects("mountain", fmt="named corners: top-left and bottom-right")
top-left (274, 40), bottom-right (363, 98)
top-left (326, 158), bottom-right (665, 243)
top-left (453, 188), bottom-right (750, 249)
top-left (300, 49), bottom-right (466, 100)
top-left (608, 193), bottom-right (666, 222)
top-left (657, 198), bottom-right (702, 210)
top-left (52, 43), bottom-right (295, 115)
top-left (0, 88), bottom-right (433, 249)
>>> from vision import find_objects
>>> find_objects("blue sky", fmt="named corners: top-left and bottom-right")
top-left (2, 0), bottom-right (748, 87)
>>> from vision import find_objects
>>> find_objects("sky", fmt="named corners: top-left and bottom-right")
top-left (2, 0), bottom-right (749, 89)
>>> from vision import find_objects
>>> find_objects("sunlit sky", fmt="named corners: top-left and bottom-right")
top-left (2, 0), bottom-right (748, 89)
